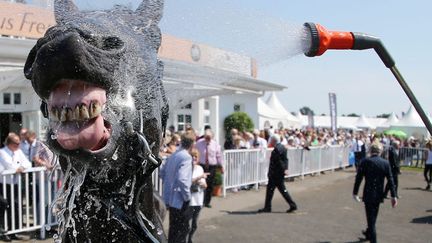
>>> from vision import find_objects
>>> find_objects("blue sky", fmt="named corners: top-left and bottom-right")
top-left (76, 0), bottom-right (432, 117)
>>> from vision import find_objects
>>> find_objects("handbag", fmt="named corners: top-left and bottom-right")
top-left (190, 164), bottom-right (200, 193)
top-left (190, 183), bottom-right (199, 193)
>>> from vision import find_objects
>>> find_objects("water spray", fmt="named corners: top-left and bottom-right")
top-left (303, 22), bottom-right (432, 135)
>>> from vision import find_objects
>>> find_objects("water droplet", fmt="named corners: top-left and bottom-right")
top-left (72, 229), bottom-right (78, 237)
top-left (45, 225), bottom-right (51, 231)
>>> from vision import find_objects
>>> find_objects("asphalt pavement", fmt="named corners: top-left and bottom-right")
top-left (193, 168), bottom-right (432, 243)
top-left (12, 167), bottom-right (432, 243)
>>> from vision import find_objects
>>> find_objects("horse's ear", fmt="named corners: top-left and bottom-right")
top-left (135, 0), bottom-right (164, 24)
top-left (54, 0), bottom-right (79, 24)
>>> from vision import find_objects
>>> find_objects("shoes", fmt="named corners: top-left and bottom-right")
top-left (426, 184), bottom-right (431, 190)
top-left (286, 207), bottom-right (297, 213)
top-left (9, 234), bottom-right (26, 240)
top-left (204, 204), bottom-right (212, 208)
top-left (258, 208), bottom-right (271, 213)
top-left (0, 235), bottom-right (11, 242)
top-left (361, 230), bottom-right (370, 240)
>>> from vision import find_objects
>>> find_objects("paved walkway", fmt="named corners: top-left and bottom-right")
top-left (12, 168), bottom-right (432, 242)
top-left (194, 168), bottom-right (432, 243)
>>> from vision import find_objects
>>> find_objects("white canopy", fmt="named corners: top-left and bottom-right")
top-left (265, 92), bottom-right (300, 127)
top-left (392, 106), bottom-right (425, 127)
top-left (355, 114), bottom-right (375, 129)
top-left (390, 106), bottom-right (429, 139)
top-left (376, 112), bottom-right (399, 132)
top-left (258, 98), bottom-right (282, 119)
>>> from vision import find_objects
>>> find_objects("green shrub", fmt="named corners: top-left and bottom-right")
top-left (223, 112), bottom-right (254, 137)
top-left (214, 170), bottom-right (223, 186)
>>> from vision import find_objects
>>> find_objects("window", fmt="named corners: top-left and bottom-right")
top-left (177, 114), bottom-right (184, 123)
top-left (3, 93), bottom-right (11, 105)
top-left (204, 101), bottom-right (210, 110)
top-left (278, 122), bottom-right (284, 129)
top-left (177, 114), bottom-right (192, 132)
top-left (185, 115), bottom-right (192, 124)
top-left (204, 115), bottom-right (210, 124)
top-left (14, 93), bottom-right (21, 105)
top-left (177, 124), bottom-right (184, 131)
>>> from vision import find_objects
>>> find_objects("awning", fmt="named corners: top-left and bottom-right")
top-left (0, 67), bottom-right (29, 91)
top-left (162, 59), bottom-right (286, 109)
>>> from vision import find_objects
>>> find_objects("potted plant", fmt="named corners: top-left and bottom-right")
top-left (212, 168), bottom-right (223, 196)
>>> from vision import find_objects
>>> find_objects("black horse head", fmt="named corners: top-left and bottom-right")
top-left (24, 0), bottom-right (168, 242)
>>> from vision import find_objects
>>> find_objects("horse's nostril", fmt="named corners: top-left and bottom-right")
top-left (102, 36), bottom-right (124, 50)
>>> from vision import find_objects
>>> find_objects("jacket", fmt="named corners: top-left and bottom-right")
top-left (353, 155), bottom-right (396, 203)
top-left (268, 143), bottom-right (288, 179)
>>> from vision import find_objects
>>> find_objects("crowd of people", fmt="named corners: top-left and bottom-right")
top-left (0, 128), bottom-right (56, 241)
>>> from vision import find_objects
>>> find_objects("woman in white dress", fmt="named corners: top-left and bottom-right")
top-left (188, 149), bottom-right (209, 243)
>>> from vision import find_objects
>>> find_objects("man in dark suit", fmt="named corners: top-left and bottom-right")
top-left (353, 143), bottom-right (398, 243)
top-left (384, 141), bottom-right (400, 198)
top-left (258, 134), bottom-right (297, 213)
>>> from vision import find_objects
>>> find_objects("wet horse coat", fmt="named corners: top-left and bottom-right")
top-left (24, 0), bottom-right (168, 242)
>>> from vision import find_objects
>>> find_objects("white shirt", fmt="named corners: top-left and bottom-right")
top-left (20, 140), bottom-right (30, 160)
top-left (426, 149), bottom-right (432, 165)
top-left (352, 139), bottom-right (364, 152)
top-left (0, 146), bottom-right (32, 184)
top-left (190, 164), bottom-right (205, 206)
top-left (249, 136), bottom-right (268, 149)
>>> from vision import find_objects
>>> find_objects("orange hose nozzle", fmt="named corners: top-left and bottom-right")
top-left (304, 22), bottom-right (354, 57)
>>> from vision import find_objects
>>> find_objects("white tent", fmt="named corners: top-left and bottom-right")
top-left (265, 92), bottom-right (300, 128)
top-left (258, 98), bottom-right (288, 129)
top-left (376, 112), bottom-right (399, 132)
top-left (295, 112), bottom-right (307, 127)
top-left (390, 106), bottom-right (429, 139)
top-left (355, 114), bottom-right (376, 130)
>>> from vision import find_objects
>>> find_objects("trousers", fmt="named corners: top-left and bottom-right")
top-left (364, 202), bottom-right (380, 243)
top-left (168, 201), bottom-right (191, 243)
top-left (264, 177), bottom-right (297, 210)
top-left (202, 165), bottom-right (217, 206)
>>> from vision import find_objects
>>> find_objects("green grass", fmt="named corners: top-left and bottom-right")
top-left (400, 166), bottom-right (423, 173)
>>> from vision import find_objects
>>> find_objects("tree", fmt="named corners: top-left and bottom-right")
top-left (376, 113), bottom-right (390, 118)
top-left (346, 113), bottom-right (360, 117)
top-left (300, 106), bottom-right (315, 116)
top-left (223, 112), bottom-right (254, 136)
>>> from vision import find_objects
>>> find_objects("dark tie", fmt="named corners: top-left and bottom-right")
top-left (28, 145), bottom-right (32, 161)
top-left (205, 143), bottom-right (209, 168)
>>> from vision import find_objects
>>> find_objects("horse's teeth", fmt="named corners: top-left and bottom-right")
top-left (79, 104), bottom-right (90, 120)
top-left (89, 101), bottom-right (101, 119)
top-left (60, 107), bottom-right (67, 122)
top-left (50, 108), bottom-right (59, 122)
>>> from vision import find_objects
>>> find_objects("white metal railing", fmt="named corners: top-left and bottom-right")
top-left (0, 167), bottom-right (62, 238)
top-left (382, 146), bottom-right (429, 167)
top-left (222, 145), bottom-right (351, 197)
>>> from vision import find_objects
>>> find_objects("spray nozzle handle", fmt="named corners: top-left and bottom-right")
top-left (351, 32), bottom-right (395, 68)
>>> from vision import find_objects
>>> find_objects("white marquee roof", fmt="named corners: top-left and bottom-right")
top-left (392, 106), bottom-right (427, 127)
top-left (355, 114), bottom-right (375, 129)
top-left (377, 112), bottom-right (399, 128)
top-left (265, 92), bottom-right (299, 123)
top-left (258, 98), bottom-right (283, 119)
